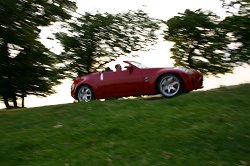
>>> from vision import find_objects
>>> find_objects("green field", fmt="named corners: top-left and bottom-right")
top-left (0, 84), bottom-right (250, 166)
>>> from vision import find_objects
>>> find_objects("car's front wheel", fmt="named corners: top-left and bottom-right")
top-left (158, 74), bottom-right (183, 97)
top-left (76, 85), bottom-right (94, 102)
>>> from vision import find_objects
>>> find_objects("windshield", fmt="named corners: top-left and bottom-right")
top-left (129, 61), bottom-right (148, 68)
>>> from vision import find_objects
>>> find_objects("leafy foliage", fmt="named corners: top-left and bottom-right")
top-left (221, 0), bottom-right (250, 64)
top-left (164, 1), bottom-right (250, 76)
top-left (56, 10), bottom-right (160, 77)
top-left (0, 0), bottom-right (76, 108)
top-left (164, 9), bottom-right (234, 75)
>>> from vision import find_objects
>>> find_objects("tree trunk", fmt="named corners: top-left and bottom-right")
top-left (12, 95), bottom-right (18, 108)
top-left (21, 94), bottom-right (25, 108)
top-left (3, 96), bottom-right (10, 109)
top-left (188, 46), bottom-right (199, 69)
top-left (1, 41), bottom-right (12, 109)
top-left (187, 54), bottom-right (194, 69)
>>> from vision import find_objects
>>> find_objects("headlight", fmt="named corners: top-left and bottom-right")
top-left (185, 69), bottom-right (195, 74)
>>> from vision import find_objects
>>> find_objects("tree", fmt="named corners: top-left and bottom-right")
top-left (221, 0), bottom-right (250, 65)
top-left (56, 10), bottom-right (160, 77)
top-left (0, 0), bottom-right (76, 108)
top-left (163, 9), bottom-right (234, 75)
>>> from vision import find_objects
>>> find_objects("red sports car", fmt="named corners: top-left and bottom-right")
top-left (71, 61), bottom-right (203, 101)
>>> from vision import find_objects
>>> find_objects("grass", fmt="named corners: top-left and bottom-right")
top-left (0, 84), bottom-right (250, 166)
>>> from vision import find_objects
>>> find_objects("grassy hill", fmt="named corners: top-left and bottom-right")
top-left (0, 84), bottom-right (250, 166)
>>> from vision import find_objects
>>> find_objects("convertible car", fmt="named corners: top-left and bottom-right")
top-left (71, 61), bottom-right (203, 101)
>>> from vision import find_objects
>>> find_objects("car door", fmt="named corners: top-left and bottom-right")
top-left (96, 68), bottom-right (145, 98)
top-left (115, 68), bottom-right (145, 97)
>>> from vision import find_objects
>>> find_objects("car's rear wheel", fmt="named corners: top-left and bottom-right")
top-left (76, 85), bottom-right (94, 102)
top-left (158, 74), bottom-right (183, 97)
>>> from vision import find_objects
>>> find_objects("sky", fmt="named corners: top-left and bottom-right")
top-left (76, 0), bottom-right (227, 19)
top-left (0, 0), bottom-right (250, 109)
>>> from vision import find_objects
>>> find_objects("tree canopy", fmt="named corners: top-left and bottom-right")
top-left (164, 1), bottom-right (250, 76)
top-left (56, 10), bottom-right (160, 77)
top-left (0, 0), bottom-right (76, 108)
top-left (221, 0), bottom-right (250, 65)
top-left (164, 9), bottom-right (233, 75)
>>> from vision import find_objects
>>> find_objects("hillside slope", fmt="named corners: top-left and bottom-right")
top-left (0, 84), bottom-right (250, 166)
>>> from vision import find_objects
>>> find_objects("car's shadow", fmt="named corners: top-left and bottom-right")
top-left (92, 95), bottom-right (166, 102)
top-left (140, 95), bottom-right (165, 101)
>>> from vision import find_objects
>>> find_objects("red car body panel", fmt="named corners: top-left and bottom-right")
top-left (71, 61), bottom-right (203, 100)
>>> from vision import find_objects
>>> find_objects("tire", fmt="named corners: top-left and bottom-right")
top-left (157, 74), bottom-right (183, 97)
top-left (76, 85), bottom-right (94, 102)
